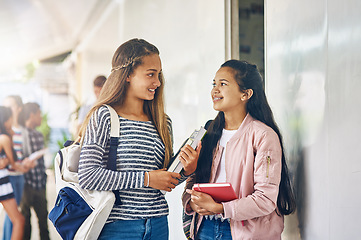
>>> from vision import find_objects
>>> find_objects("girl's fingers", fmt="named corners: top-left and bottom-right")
top-left (181, 149), bottom-right (196, 162)
top-left (182, 144), bottom-right (198, 156)
top-left (188, 189), bottom-right (203, 199)
top-left (181, 146), bottom-right (192, 156)
top-left (170, 178), bottom-right (179, 186)
top-left (170, 171), bottom-right (181, 179)
top-left (196, 142), bottom-right (202, 154)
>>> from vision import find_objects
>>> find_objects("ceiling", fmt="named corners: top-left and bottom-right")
top-left (0, 0), bottom-right (113, 73)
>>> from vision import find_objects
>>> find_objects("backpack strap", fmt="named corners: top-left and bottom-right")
top-left (106, 105), bottom-right (120, 138)
top-left (104, 105), bottom-right (122, 205)
top-left (105, 105), bottom-right (119, 171)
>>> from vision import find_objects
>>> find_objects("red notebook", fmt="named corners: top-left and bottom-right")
top-left (193, 182), bottom-right (237, 202)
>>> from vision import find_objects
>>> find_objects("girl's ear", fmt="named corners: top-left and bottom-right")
top-left (26, 112), bottom-right (34, 123)
top-left (241, 89), bottom-right (253, 101)
top-left (126, 72), bottom-right (133, 83)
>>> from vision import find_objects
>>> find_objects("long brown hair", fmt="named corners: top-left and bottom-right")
top-left (79, 38), bottom-right (172, 167)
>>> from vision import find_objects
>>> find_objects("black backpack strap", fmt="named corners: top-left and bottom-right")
top-left (107, 137), bottom-right (118, 170)
top-left (59, 141), bottom-right (78, 171)
top-left (58, 150), bottom-right (64, 173)
top-left (105, 105), bottom-right (122, 205)
top-left (108, 136), bottom-right (121, 205)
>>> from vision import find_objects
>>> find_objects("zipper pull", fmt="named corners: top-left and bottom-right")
top-left (266, 156), bottom-right (271, 178)
top-left (56, 197), bottom-right (62, 206)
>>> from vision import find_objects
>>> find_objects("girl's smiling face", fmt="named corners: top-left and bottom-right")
top-left (211, 67), bottom-right (244, 113)
top-left (126, 54), bottom-right (162, 102)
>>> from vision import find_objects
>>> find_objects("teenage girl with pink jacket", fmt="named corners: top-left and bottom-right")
top-left (182, 60), bottom-right (296, 240)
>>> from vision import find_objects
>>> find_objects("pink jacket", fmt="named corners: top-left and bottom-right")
top-left (182, 114), bottom-right (284, 240)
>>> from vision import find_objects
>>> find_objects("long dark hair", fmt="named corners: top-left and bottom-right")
top-left (0, 106), bottom-right (18, 161)
top-left (196, 60), bottom-right (296, 215)
top-left (0, 106), bottom-right (12, 136)
top-left (18, 102), bottom-right (40, 127)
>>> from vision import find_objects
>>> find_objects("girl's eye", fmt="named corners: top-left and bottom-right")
top-left (148, 73), bottom-right (154, 77)
top-left (212, 82), bottom-right (227, 87)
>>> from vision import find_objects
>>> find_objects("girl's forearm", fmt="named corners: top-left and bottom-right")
top-left (212, 203), bottom-right (224, 214)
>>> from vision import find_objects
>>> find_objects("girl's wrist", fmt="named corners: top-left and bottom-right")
top-left (213, 203), bottom-right (224, 214)
top-left (145, 171), bottom-right (150, 187)
top-left (183, 169), bottom-right (192, 176)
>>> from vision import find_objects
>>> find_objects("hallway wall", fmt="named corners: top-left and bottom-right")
top-left (70, 1), bottom-right (361, 239)
top-left (265, 0), bottom-right (361, 239)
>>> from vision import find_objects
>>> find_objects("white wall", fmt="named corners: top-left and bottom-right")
top-left (265, 0), bottom-right (361, 239)
top-left (75, 1), bottom-right (225, 239)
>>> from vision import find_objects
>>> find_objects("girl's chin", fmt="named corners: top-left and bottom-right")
top-left (212, 105), bottom-right (222, 111)
top-left (143, 95), bottom-right (155, 101)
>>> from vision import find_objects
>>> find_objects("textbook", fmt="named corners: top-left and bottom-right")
top-left (28, 148), bottom-right (47, 163)
top-left (193, 182), bottom-right (237, 202)
top-left (167, 126), bottom-right (207, 174)
top-left (161, 126), bottom-right (206, 194)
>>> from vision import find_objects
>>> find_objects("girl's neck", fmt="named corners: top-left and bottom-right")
top-left (114, 98), bottom-right (149, 121)
top-left (25, 121), bottom-right (35, 130)
top-left (223, 110), bottom-right (247, 130)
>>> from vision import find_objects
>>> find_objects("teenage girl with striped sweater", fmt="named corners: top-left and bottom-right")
top-left (78, 39), bottom-right (200, 240)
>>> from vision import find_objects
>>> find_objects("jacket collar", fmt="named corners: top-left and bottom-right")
top-left (228, 113), bottom-right (254, 143)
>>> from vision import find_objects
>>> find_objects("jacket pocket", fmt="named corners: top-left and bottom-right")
top-left (261, 151), bottom-right (281, 184)
top-left (266, 155), bottom-right (271, 178)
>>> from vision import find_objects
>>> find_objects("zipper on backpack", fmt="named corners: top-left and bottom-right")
top-left (56, 198), bottom-right (61, 206)
top-left (266, 156), bottom-right (271, 178)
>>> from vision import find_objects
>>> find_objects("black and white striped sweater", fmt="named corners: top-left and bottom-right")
top-left (78, 106), bottom-right (184, 221)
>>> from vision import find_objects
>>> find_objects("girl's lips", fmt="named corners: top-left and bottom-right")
top-left (213, 97), bottom-right (223, 101)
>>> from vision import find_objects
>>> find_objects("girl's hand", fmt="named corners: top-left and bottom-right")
top-left (188, 199), bottom-right (215, 216)
top-left (179, 142), bottom-right (202, 176)
top-left (13, 162), bottom-right (29, 173)
top-left (0, 157), bottom-right (9, 169)
top-left (147, 168), bottom-right (181, 192)
top-left (186, 189), bottom-right (224, 214)
top-left (22, 157), bottom-right (37, 169)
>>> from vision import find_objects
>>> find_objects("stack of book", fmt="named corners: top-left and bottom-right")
top-left (161, 126), bottom-right (206, 194)
top-left (167, 126), bottom-right (207, 173)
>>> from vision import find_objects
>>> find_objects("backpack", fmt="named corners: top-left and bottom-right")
top-left (49, 105), bottom-right (120, 240)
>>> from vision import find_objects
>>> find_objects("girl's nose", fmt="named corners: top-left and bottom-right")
top-left (154, 77), bottom-right (161, 87)
top-left (212, 86), bottom-right (219, 94)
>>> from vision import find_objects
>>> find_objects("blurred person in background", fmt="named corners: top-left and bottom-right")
top-left (0, 106), bottom-right (25, 240)
top-left (2, 96), bottom-right (35, 240)
top-left (18, 102), bottom-right (50, 240)
top-left (77, 75), bottom-right (107, 132)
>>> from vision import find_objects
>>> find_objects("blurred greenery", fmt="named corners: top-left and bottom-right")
top-left (36, 112), bottom-right (51, 147)
top-left (25, 63), bottom-right (36, 80)
top-left (71, 95), bottom-right (82, 122)
top-left (57, 130), bottom-right (70, 149)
